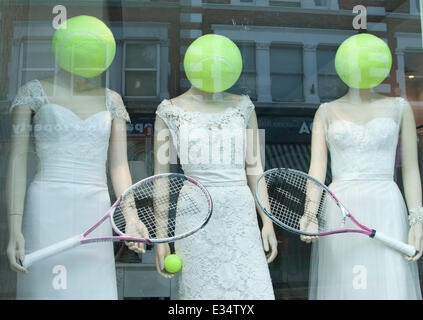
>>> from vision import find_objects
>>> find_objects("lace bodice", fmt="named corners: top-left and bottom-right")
top-left (318, 98), bottom-right (406, 180)
top-left (10, 79), bottom-right (130, 163)
top-left (155, 95), bottom-right (255, 186)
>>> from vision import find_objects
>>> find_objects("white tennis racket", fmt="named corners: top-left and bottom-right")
top-left (21, 173), bottom-right (213, 268)
top-left (254, 168), bottom-right (417, 257)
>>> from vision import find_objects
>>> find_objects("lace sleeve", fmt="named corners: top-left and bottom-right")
top-left (155, 99), bottom-right (180, 132)
top-left (10, 79), bottom-right (47, 114)
top-left (106, 89), bottom-right (131, 122)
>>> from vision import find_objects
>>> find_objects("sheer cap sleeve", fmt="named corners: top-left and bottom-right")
top-left (155, 99), bottom-right (180, 132)
top-left (106, 89), bottom-right (131, 122)
top-left (313, 102), bottom-right (330, 134)
top-left (241, 95), bottom-right (255, 126)
top-left (395, 97), bottom-right (408, 124)
top-left (10, 79), bottom-right (48, 114)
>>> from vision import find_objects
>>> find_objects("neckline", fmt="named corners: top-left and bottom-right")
top-left (164, 94), bottom-right (248, 116)
top-left (322, 97), bottom-right (403, 127)
top-left (40, 103), bottom-right (108, 122)
top-left (330, 117), bottom-right (396, 127)
top-left (33, 79), bottom-right (110, 121)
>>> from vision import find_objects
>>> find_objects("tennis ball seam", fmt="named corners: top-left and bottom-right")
top-left (190, 56), bottom-right (236, 82)
top-left (56, 31), bottom-right (108, 69)
top-left (342, 46), bottom-right (390, 83)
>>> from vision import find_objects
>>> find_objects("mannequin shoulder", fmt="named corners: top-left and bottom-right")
top-left (106, 88), bottom-right (124, 103)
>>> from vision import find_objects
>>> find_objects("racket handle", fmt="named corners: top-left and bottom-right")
top-left (22, 235), bottom-right (82, 269)
top-left (373, 231), bottom-right (416, 257)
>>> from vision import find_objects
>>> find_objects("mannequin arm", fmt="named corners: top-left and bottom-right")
top-left (109, 118), bottom-right (146, 254)
top-left (308, 109), bottom-right (328, 183)
top-left (301, 108), bottom-right (328, 243)
top-left (246, 111), bottom-right (278, 263)
top-left (153, 115), bottom-right (173, 278)
top-left (400, 102), bottom-right (423, 260)
top-left (6, 105), bottom-right (32, 273)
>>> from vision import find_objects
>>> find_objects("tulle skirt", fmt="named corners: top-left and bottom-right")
top-left (309, 179), bottom-right (422, 300)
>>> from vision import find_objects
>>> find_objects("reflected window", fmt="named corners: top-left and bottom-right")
top-left (405, 51), bottom-right (423, 102)
top-left (269, 0), bottom-right (301, 7)
top-left (270, 45), bottom-right (303, 102)
top-left (123, 41), bottom-right (159, 98)
top-left (317, 46), bottom-right (348, 102)
top-left (314, 0), bottom-right (327, 6)
top-left (19, 40), bottom-right (54, 86)
top-left (227, 42), bottom-right (257, 100)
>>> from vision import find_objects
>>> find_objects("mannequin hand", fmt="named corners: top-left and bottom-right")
top-left (124, 219), bottom-right (149, 254)
top-left (261, 223), bottom-right (278, 263)
top-left (155, 243), bottom-right (174, 279)
top-left (299, 214), bottom-right (319, 243)
top-left (406, 223), bottom-right (423, 261)
top-left (7, 232), bottom-right (27, 274)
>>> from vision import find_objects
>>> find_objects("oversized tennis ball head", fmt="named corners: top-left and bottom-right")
top-left (184, 34), bottom-right (243, 93)
top-left (164, 254), bottom-right (183, 274)
top-left (335, 33), bottom-right (392, 89)
top-left (52, 15), bottom-right (116, 78)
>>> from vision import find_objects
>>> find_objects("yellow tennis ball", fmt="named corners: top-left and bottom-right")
top-left (52, 15), bottom-right (116, 78)
top-left (335, 33), bottom-right (392, 89)
top-left (184, 34), bottom-right (243, 93)
top-left (164, 254), bottom-right (183, 273)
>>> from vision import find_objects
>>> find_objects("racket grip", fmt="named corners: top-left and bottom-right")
top-left (22, 235), bottom-right (82, 269)
top-left (373, 231), bottom-right (416, 257)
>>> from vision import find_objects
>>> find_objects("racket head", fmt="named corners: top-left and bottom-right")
top-left (255, 168), bottom-right (346, 236)
top-left (111, 173), bottom-right (213, 243)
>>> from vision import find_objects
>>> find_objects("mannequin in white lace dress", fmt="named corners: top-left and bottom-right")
top-left (153, 86), bottom-right (278, 299)
top-left (6, 71), bottom-right (146, 299)
top-left (304, 88), bottom-right (422, 299)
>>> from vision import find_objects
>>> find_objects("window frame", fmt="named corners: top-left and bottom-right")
top-left (122, 40), bottom-right (161, 99)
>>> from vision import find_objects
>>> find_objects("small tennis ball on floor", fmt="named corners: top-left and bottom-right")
top-left (184, 34), bottom-right (242, 93)
top-left (164, 254), bottom-right (183, 273)
top-left (334, 33), bottom-right (392, 89)
top-left (52, 15), bottom-right (116, 78)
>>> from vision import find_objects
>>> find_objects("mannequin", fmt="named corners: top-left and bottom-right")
top-left (304, 86), bottom-right (423, 299)
top-left (6, 69), bottom-right (146, 299)
top-left (154, 84), bottom-right (278, 299)
top-left (153, 34), bottom-right (278, 299)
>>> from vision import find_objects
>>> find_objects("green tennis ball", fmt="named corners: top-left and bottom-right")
top-left (335, 33), bottom-right (392, 89)
top-left (164, 254), bottom-right (183, 274)
top-left (184, 34), bottom-right (243, 93)
top-left (52, 15), bottom-right (116, 78)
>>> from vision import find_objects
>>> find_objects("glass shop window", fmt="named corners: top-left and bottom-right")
top-left (270, 45), bottom-right (304, 102)
top-left (316, 46), bottom-right (348, 102)
top-left (228, 42), bottom-right (257, 100)
top-left (123, 41), bottom-right (160, 98)
top-left (404, 51), bottom-right (423, 103)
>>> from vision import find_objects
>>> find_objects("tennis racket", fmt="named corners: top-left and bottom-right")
top-left (21, 173), bottom-right (213, 268)
top-left (254, 168), bottom-right (417, 257)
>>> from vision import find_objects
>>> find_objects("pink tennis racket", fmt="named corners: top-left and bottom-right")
top-left (254, 168), bottom-right (417, 257)
top-left (22, 173), bottom-right (213, 268)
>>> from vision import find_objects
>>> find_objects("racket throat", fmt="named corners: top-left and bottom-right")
top-left (369, 229), bottom-right (376, 238)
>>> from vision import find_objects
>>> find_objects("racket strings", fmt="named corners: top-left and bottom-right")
top-left (259, 170), bottom-right (329, 235)
top-left (112, 175), bottom-right (211, 241)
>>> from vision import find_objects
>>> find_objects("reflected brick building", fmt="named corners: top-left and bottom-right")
top-left (0, 0), bottom-right (422, 299)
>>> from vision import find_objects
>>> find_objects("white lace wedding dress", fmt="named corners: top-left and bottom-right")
top-left (309, 97), bottom-right (422, 300)
top-left (156, 95), bottom-right (275, 300)
top-left (11, 79), bottom-right (130, 299)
